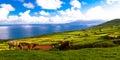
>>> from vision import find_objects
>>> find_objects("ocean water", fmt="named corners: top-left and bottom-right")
top-left (0, 24), bottom-right (90, 40)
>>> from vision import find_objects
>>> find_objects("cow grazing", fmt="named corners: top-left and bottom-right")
top-left (34, 45), bottom-right (54, 50)
top-left (27, 43), bottom-right (55, 50)
top-left (27, 43), bottom-right (37, 50)
top-left (16, 43), bottom-right (51, 50)
top-left (15, 43), bottom-right (37, 50)
top-left (8, 41), bottom-right (20, 50)
top-left (8, 42), bottom-right (56, 50)
top-left (59, 41), bottom-right (71, 50)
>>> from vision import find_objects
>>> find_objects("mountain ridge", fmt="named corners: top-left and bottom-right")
top-left (92, 19), bottom-right (120, 29)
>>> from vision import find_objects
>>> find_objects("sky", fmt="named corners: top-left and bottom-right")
top-left (0, 0), bottom-right (120, 24)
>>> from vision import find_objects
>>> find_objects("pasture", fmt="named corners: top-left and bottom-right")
top-left (1, 47), bottom-right (120, 60)
top-left (0, 20), bottom-right (120, 60)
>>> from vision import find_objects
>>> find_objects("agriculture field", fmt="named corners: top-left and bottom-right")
top-left (0, 19), bottom-right (120, 60)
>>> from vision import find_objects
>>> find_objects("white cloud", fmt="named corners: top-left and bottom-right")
top-left (0, 8), bottom-right (85, 24)
top-left (36, 0), bottom-right (63, 9)
top-left (40, 11), bottom-right (50, 16)
top-left (104, 0), bottom-right (120, 19)
top-left (40, 8), bottom-right (85, 24)
top-left (85, 5), bottom-right (120, 20)
top-left (105, 7), bottom-right (120, 19)
top-left (1, 0), bottom-right (120, 24)
top-left (18, 10), bottom-right (50, 24)
top-left (23, 2), bottom-right (35, 9)
top-left (8, 16), bottom-right (19, 20)
top-left (0, 8), bottom-right (9, 20)
top-left (0, 4), bottom-right (15, 20)
top-left (0, 4), bottom-right (15, 11)
top-left (59, 8), bottom-right (85, 21)
top-left (19, 10), bottom-right (32, 21)
top-left (70, 0), bottom-right (81, 9)
top-left (85, 6), bottom-right (106, 20)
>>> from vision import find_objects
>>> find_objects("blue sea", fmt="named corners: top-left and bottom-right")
top-left (0, 24), bottom-right (91, 40)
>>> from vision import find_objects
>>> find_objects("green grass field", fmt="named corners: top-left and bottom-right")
top-left (1, 47), bottom-right (120, 60)
top-left (0, 19), bottom-right (120, 60)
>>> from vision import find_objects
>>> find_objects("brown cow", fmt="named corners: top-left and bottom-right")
top-left (15, 43), bottom-right (37, 50)
top-left (58, 41), bottom-right (71, 50)
top-left (34, 45), bottom-right (54, 50)
top-left (27, 43), bottom-right (37, 50)
top-left (15, 43), bottom-right (55, 50)
top-left (27, 43), bottom-right (56, 50)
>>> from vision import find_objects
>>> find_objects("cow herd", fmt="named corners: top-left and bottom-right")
top-left (7, 41), bottom-right (71, 51)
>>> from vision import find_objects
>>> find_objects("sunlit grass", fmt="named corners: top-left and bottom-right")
top-left (1, 47), bottom-right (120, 60)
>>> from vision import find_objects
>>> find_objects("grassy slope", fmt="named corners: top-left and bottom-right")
top-left (0, 19), bottom-right (120, 60)
top-left (11, 22), bottom-right (120, 45)
top-left (1, 47), bottom-right (120, 60)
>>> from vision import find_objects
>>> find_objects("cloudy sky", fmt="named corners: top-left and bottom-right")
top-left (0, 0), bottom-right (120, 24)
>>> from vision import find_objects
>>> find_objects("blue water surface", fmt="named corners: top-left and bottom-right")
top-left (0, 24), bottom-right (90, 40)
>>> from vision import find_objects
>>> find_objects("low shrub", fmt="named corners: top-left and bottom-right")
top-left (92, 43), bottom-right (115, 48)
top-left (113, 40), bottom-right (120, 45)
top-left (71, 42), bottom-right (116, 50)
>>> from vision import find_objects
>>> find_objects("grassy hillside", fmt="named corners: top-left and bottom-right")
top-left (92, 19), bottom-right (120, 29)
top-left (0, 19), bottom-right (120, 48)
top-left (0, 19), bottom-right (120, 60)
top-left (8, 19), bottom-right (119, 45)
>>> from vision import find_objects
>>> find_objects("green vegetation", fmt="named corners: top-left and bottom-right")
top-left (92, 19), bottom-right (120, 29)
top-left (0, 19), bottom-right (120, 60)
top-left (1, 47), bottom-right (120, 60)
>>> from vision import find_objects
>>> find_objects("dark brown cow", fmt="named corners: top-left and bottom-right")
top-left (59, 41), bottom-right (71, 50)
